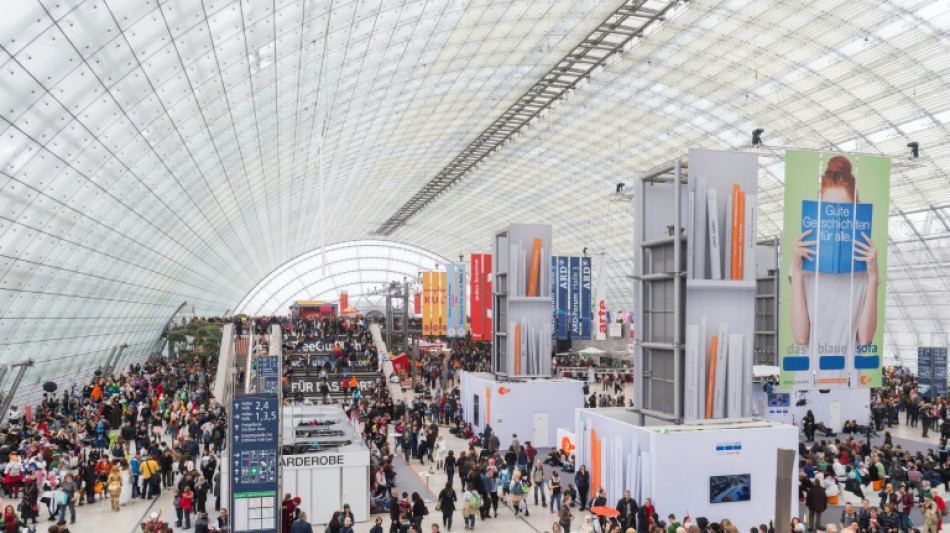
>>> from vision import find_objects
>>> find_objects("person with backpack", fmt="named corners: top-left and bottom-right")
top-left (436, 482), bottom-right (456, 531)
top-left (462, 482), bottom-right (480, 530)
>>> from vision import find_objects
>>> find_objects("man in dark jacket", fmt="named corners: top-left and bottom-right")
top-left (616, 490), bottom-right (639, 532)
top-left (805, 483), bottom-right (827, 532)
top-left (290, 512), bottom-right (313, 533)
top-left (389, 488), bottom-right (401, 533)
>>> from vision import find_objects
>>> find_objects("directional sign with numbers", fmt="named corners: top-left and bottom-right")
top-left (231, 394), bottom-right (279, 533)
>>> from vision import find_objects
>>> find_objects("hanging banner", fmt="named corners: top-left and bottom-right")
top-left (594, 256), bottom-right (608, 341)
top-left (551, 257), bottom-right (558, 341)
top-left (456, 263), bottom-right (467, 337)
top-left (483, 255), bottom-right (493, 340)
top-left (339, 291), bottom-right (348, 312)
top-left (438, 271), bottom-right (448, 335)
top-left (556, 256), bottom-right (569, 340)
top-left (471, 255), bottom-right (484, 340)
top-left (446, 264), bottom-right (457, 337)
top-left (779, 151), bottom-right (889, 390)
top-left (917, 347), bottom-right (947, 400)
top-left (413, 293), bottom-right (421, 316)
top-left (570, 257), bottom-right (581, 338)
top-left (581, 257), bottom-right (592, 340)
top-left (422, 272), bottom-right (433, 335)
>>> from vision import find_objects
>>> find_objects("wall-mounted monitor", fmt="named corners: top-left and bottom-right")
top-left (710, 474), bottom-right (751, 503)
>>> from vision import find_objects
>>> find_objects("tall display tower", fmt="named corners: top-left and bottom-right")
top-left (492, 223), bottom-right (553, 377)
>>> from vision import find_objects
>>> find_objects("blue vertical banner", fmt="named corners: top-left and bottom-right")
top-left (231, 394), bottom-right (279, 533)
top-left (569, 257), bottom-right (581, 338)
top-left (551, 257), bottom-right (558, 340)
top-left (557, 256), bottom-right (569, 340)
top-left (580, 257), bottom-right (592, 340)
top-left (455, 263), bottom-right (466, 337)
top-left (919, 347), bottom-right (935, 399)
top-left (936, 348), bottom-right (948, 399)
top-left (446, 263), bottom-right (457, 337)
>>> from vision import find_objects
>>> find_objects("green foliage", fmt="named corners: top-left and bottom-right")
top-left (168, 320), bottom-right (222, 360)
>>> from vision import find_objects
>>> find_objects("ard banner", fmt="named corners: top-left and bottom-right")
top-left (569, 256), bottom-right (581, 338)
top-left (779, 151), bottom-right (889, 390)
top-left (550, 257), bottom-right (558, 340)
top-left (422, 272), bottom-right (433, 335)
top-left (556, 256), bottom-right (569, 340)
top-left (471, 255), bottom-right (484, 340)
top-left (483, 254), bottom-right (493, 339)
top-left (446, 264), bottom-right (457, 337)
top-left (580, 257), bottom-right (592, 339)
top-left (455, 263), bottom-right (466, 338)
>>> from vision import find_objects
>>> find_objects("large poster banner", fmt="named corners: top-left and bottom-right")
top-left (551, 257), bottom-right (558, 341)
top-left (483, 254), bottom-right (493, 339)
top-left (471, 255), bottom-right (484, 341)
top-left (779, 151), bottom-right (889, 390)
top-left (437, 271), bottom-right (448, 335)
top-left (455, 263), bottom-right (466, 338)
top-left (594, 256), bottom-right (608, 341)
top-left (570, 257), bottom-right (581, 338)
top-left (446, 264), bottom-right (457, 337)
top-left (422, 272), bottom-right (433, 335)
top-left (556, 256), bottom-right (569, 340)
top-left (581, 257), bottom-right (592, 340)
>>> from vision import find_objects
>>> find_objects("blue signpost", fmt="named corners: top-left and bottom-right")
top-left (257, 355), bottom-right (280, 395)
top-left (918, 347), bottom-right (948, 400)
top-left (231, 394), bottom-right (279, 533)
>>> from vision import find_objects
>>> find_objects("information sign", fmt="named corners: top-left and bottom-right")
top-left (231, 394), bottom-right (279, 533)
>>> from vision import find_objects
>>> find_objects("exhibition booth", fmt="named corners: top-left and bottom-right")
top-left (751, 385), bottom-right (870, 428)
top-left (280, 405), bottom-right (370, 523)
top-left (575, 408), bottom-right (798, 530)
top-left (460, 371), bottom-right (584, 449)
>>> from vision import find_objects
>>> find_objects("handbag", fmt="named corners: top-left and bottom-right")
top-left (435, 501), bottom-right (442, 511)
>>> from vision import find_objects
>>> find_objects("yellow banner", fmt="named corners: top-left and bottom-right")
top-left (438, 271), bottom-right (448, 335)
top-left (422, 272), bottom-right (433, 335)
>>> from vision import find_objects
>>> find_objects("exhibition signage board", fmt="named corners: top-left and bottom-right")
top-left (594, 257), bottom-right (608, 341)
top-left (483, 255), bottom-right (493, 339)
top-left (918, 347), bottom-right (948, 399)
top-left (257, 355), bottom-right (279, 395)
top-left (287, 377), bottom-right (377, 394)
top-left (446, 264), bottom-right (457, 337)
top-left (455, 263), bottom-right (467, 338)
top-left (471, 254), bottom-right (484, 340)
top-left (231, 394), bottom-right (279, 533)
top-left (422, 271), bottom-right (449, 336)
top-left (551, 256), bottom-right (592, 340)
top-left (280, 450), bottom-right (371, 469)
top-left (422, 272), bottom-right (433, 335)
top-left (778, 151), bottom-right (890, 390)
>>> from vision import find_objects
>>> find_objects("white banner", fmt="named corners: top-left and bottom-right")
top-left (594, 256), bottom-right (608, 340)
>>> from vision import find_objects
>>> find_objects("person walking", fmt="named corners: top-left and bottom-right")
top-left (461, 483), bottom-right (480, 531)
top-left (290, 512), bottom-right (314, 533)
top-left (559, 495), bottom-right (575, 533)
top-left (437, 482), bottom-right (456, 531)
top-left (58, 474), bottom-right (78, 525)
top-left (616, 490), bottom-right (638, 532)
top-left (806, 478), bottom-right (827, 532)
top-left (532, 461), bottom-right (547, 507)
top-left (549, 472), bottom-right (563, 513)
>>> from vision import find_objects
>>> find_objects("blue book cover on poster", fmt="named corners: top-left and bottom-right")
top-left (801, 200), bottom-right (873, 274)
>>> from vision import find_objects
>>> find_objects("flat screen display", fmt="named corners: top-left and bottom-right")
top-left (710, 474), bottom-right (751, 503)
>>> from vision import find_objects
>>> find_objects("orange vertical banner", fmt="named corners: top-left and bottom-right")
top-left (706, 336), bottom-right (718, 419)
top-left (422, 272), bottom-right (432, 335)
top-left (486, 386), bottom-right (491, 427)
top-left (514, 325), bottom-right (522, 375)
top-left (591, 429), bottom-right (601, 496)
top-left (528, 238), bottom-right (542, 296)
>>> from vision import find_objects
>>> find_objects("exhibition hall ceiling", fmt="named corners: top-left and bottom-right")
top-left (0, 0), bottom-right (948, 387)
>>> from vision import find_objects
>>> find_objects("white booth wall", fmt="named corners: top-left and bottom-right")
top-left (750, 387), bottom-right (870, 429)
top-left (281, 451), bottom-right (370, 525)
top-left (460, 372), bottom-right (584, 449)
top-left (575, 408), bottom-right (798, 530)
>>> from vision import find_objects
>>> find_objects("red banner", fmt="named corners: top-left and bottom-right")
top-left (471, 255), bottom-right (483, 340)
top-left (339, 291), bottom-right (348, 311)
top-left (413, 293), bottom-right (421, 315)
top-left (483, 254), bottom-right (493, 339)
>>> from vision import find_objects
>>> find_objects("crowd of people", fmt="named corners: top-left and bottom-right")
top-left (0, 349), bottom-right (228, 533)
